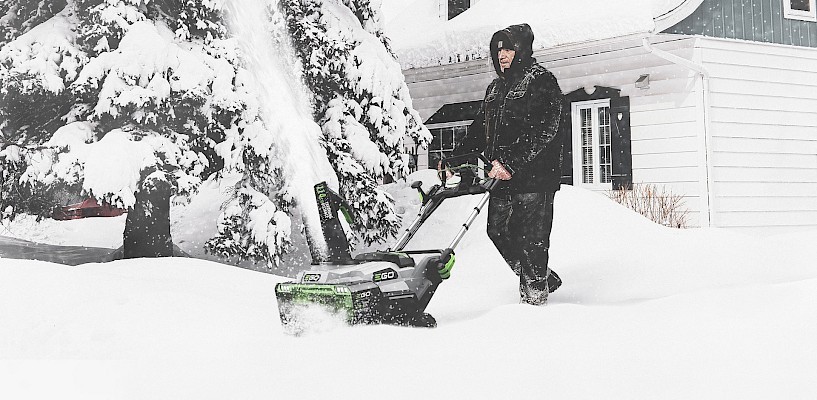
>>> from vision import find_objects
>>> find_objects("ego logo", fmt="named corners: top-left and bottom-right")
top-left (373, 269), bottom-right (398, 282)
top-left (314, 183), bottom-right (332, 221)
top-left (302, 273), bottom-right (322, 283)
top-left (356, 291), bottom-right (372, 299)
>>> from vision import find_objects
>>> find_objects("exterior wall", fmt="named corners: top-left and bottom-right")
top-left (544, 37), bottom-right (705, 228)
top-left (700, 36), bottom-right (817, 232)
top-left (665, 0), bottom-right (817, 47)
top-left (403, 36), bottom-right (708, 227)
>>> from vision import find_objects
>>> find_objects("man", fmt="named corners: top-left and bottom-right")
top-left (447, 23), bottom-right (564, 305)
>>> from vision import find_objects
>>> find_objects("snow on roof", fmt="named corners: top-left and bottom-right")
top-left (382, 0), bottom-right (687, 69)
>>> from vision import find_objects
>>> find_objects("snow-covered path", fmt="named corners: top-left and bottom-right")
top-left (0, 236), bottom-right (115, 266)
top-left (2, 177), bottom-right (816, 399)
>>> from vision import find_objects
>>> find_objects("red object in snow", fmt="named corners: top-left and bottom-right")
top-left (52, 198), bottom-right (126, 220)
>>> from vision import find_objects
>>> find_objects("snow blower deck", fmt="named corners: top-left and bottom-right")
top-left (275, 153), bottom-right (497, 331)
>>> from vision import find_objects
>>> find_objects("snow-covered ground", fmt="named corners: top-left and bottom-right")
top-left (2, 170), bottom-right (816, 399)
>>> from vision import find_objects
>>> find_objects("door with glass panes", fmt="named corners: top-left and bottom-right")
top-left (571, 99), bottom-right (613, 189)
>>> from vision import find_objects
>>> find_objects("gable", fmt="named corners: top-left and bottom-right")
top-left (664, 0), bottom-right (817, 47)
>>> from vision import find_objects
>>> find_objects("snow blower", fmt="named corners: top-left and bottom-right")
top-left (275, 153), bottom-right (497, 332)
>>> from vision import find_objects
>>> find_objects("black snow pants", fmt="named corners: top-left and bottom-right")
top-left (487, 191), bottom-right (556, 305)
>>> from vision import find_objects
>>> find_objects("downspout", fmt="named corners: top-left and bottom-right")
top-left (642, 36), bottom-right (714, 228)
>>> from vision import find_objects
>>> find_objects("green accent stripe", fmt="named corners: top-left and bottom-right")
top-left (439, 254), bottom-right (455, 279)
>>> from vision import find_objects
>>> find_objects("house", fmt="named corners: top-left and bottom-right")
top-left (382, 0), bottom-right (817, 233)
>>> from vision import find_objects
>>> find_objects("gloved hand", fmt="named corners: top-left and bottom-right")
top-left (436, 160), bottom-right (459, 187)
top-left (437, 249), bottom-right (455, 280)
top-left (436, 160), bottom-right (454, 180)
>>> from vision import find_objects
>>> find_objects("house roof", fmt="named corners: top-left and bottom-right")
top-left (381, 0), bottom-right (702, 69)
top-left (424, 101), bottom-right (482, 125)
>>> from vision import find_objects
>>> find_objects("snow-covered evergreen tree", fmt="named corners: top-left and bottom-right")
top-left (0, 0), bottom-right (292, 261)
top-left (278, 0), bottom-right (430, 246)
top-left (1, 0), bottom-right (431, 265)
top-left (0, 0), bottom-right (67, 46)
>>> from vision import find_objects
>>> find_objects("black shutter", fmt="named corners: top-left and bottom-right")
top-left (448, 0), bottom-right (469, 19)
top-left (559, 97), bottom-right (573, 185)
top-left (610, 96), bottom-right (632, 190)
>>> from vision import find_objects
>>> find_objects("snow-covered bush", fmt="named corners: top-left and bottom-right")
top-left (607, 184), bottom-right (690, 228)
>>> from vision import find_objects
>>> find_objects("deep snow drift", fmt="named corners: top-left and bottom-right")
top-left (2, 170), bottom-right (816, 399)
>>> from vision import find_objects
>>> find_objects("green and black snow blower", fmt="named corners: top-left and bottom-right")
top-left (275, 153), bottom-right (497, 332)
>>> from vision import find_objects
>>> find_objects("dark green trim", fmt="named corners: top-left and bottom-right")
top-left (664, 0), bottom-right (817, 48)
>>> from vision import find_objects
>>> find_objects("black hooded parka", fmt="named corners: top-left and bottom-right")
top-left (454, 23), bottom-right (564, 194)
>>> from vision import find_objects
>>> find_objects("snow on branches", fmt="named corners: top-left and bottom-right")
top-left (279, 0), bottom-right (429, 246)
top-left (0, 0), bottom-right (293, 261)
top-left (0, 0), bottom-right (67, 46)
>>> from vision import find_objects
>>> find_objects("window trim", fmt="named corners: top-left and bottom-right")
top-left (426, 120), bottom-right (471, 168)
top-left (425, 120), bottom-right (485, 173)
top-left (571, 99), bottom-right (613, 190)
top-left (783, 0), bottom-right (817, 22)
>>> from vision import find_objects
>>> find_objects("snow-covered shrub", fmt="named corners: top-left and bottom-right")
top-left (607, 184), bottom-right (690, 228)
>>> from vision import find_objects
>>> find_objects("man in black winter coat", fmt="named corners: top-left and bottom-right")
top-left (449, 23), bottom-right (564, 305)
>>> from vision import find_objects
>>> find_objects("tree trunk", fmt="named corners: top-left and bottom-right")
top-left (123, 182), bottom-right (173, 259)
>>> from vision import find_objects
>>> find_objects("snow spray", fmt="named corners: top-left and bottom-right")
top-left (223, 0), bottom-right (338, 257)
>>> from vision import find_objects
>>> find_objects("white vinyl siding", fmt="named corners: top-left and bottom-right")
top-left (544, 37), bottom-right (705, 225)
top-left (700, 36), bottom-right (817, 232)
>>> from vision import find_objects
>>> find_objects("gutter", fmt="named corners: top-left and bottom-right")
top-left (642, 36), bottom-right (714, 228)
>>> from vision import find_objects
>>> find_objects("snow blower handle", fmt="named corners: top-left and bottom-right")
top-left (393, 153), bottom-right (499, 252)
top-left (482, 176), bottom-right (501, 192)
top-left (438, 153), bottom-right (491, 181)
top-left (439, 152), bottom-right (492, 168)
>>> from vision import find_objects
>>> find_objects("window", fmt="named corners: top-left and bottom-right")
top-left (572, 99), bottom-right (613, 187)
top-left (448, 0), bottom-right (470, 20)
top-left (784, 0), bottom-right (817, 22)
top-left (428, 124), bottom-right (468, 168)
top-left (421, 101), bottom-right (483, 172)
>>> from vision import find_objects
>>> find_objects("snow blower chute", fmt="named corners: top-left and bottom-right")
top-left (275, 153), bottom-right (497, 331)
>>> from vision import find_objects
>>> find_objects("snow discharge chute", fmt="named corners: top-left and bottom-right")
top-left (222, 0), bottom-right (339, 259)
